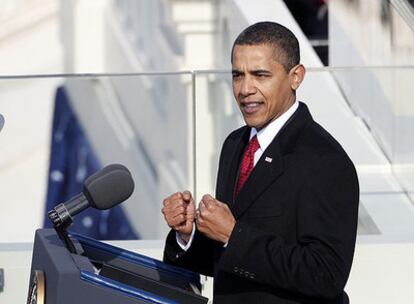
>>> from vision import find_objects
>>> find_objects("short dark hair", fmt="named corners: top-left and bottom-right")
top-left (231, 21), bottom-right (300, 71)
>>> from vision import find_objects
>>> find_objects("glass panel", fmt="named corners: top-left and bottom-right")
top-left (193, 71), bottom-right (243, 199)
top-left (0, 72), bottom-right (193, 242)
top-left (1, 67), bottom-right (413, 243)
top-left (194, 67), bottom-right (414, 241)
top-left (330, 67), bottom-right (414, 201)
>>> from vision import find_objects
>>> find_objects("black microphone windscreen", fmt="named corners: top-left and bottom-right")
top-left (83, 164), bottom-right (135, 210)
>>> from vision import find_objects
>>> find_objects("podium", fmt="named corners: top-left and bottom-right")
top-left (27, 229), bottom-right (209, 304)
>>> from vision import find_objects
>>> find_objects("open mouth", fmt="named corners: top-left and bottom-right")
top-left (241, 102), bottom-right (263, 114)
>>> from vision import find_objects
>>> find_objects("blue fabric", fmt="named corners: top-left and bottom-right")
top-left (43, 86), bottom-right (139, 240)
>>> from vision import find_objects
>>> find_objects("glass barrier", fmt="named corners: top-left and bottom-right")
top-left (192, 71), bottom-right (243, 199)
top-left (1, 67), bottom-right (414, 243)
top-left (330, 67), bottom-right (414, 197)
top-left (194, 67), bottom-right (414, 241)
top-left (0, 72), bottom-right (194, 242)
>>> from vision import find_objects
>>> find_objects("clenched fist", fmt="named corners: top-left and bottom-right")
top-left (196, 194), bottom-right (236, 244)
top-left (162, 190), bottom-right (195, 242)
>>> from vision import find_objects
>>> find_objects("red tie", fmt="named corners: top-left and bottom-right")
top-left (235, 135), bottom-right (260, 197)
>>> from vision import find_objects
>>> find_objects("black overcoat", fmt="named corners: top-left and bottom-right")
top-left (164, 102), bottom-right (359, 304)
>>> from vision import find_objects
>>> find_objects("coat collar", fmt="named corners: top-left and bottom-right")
top-left (230, 102), bottom-right (314, 218)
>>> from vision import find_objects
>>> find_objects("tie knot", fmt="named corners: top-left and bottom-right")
top-left (247, 135), bottom-right (260, 154)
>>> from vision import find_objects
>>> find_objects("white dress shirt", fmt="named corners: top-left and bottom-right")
top-left (251, 100), bottom-right (299, 165)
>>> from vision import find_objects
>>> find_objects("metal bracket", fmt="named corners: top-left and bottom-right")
top-left (0, 268), bottom-right (4, 292)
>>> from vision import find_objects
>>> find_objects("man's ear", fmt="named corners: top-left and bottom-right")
top-left (289, 64), bottom-right (306, 90)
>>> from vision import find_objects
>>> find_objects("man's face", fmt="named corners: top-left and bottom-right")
top-left (232, 44), bottom-right (297, 130)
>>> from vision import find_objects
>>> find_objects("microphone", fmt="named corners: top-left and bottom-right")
top-left (48, 164), bottom-right (135, 227)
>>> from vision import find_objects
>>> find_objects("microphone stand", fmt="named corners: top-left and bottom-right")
top-left (48, 204), bottom-right (81, 254)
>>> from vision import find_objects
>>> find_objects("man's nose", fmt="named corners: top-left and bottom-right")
top-left (240, 77), bottom-right (256, 95)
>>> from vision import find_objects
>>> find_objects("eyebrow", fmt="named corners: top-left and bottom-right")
top-left (231, 69), bottom-right (271, 74)
top-left (251, 69), bottom-right (271, 75)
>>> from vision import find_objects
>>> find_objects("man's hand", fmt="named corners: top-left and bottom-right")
top-left (161, 191), bottom-right (195, 242)
top-left (196, 194), bottom-right (236, 244)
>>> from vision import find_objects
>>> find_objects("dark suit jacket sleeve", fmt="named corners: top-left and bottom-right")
top-left (163, 228), bottom-right (217, 277)
top-left (217, 152), bottom-right (359, 299)
top-left (162, 133), bottom-right (240, 278)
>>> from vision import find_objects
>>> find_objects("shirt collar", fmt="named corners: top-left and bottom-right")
top-left (250, 101), bottom-right (299, 151)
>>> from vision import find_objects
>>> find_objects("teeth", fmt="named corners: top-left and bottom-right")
top-left (244, 103), bottom-right (259, 107)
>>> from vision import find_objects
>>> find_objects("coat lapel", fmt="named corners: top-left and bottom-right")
top-left (231, 138), bottom-right (284, 218)
top-left (230, 102), bottom-right (314, 219)
top-left (218, 128), bottom-right (250, 206)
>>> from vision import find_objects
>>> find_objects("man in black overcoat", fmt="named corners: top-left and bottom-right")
top-left (162, 21), bottom-right (359, 304)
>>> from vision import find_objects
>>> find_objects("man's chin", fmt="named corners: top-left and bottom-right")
top-left (244, 117), bottom-right (274, 131)
top-left (244, 120), bottom-right (264, 130)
